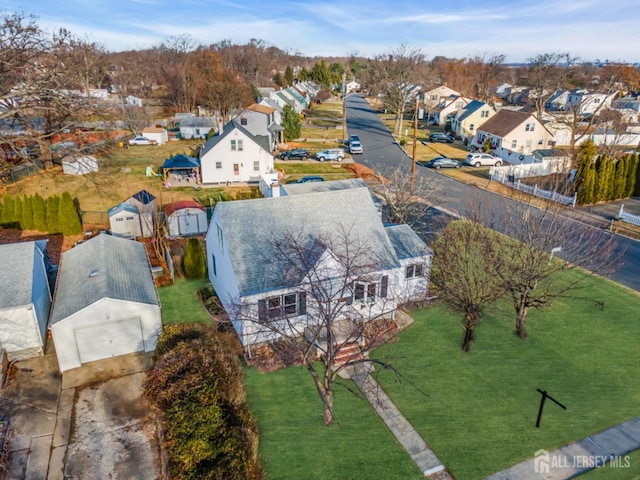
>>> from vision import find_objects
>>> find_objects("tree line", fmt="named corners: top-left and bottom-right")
top-left (0, 192), bottom-right (82, 235)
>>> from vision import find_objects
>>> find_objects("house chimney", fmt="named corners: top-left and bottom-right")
top-left (217, 117), bottom-right (224, 135)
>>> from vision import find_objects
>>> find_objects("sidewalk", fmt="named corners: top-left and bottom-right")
top-left (486, 416), bottom-right (640, 479)
top-left (349, 364), bottom-right (452, 479)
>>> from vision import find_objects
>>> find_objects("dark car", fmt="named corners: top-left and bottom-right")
top-left (294, 175), bottom-right (324, 183)
top-left (417, 156), bottom-right (462, 169)
top-left (279, 148), bottom-right (310, 160)
top-left (428, 133), bottom-right (453, 143)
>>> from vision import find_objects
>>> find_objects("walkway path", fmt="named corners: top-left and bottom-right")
top-left (486, 416), bottom-right (640, 479)
top-left (349, 365), bottom-right (452, 479)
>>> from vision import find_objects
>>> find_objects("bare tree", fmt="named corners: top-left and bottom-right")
top-left (430, 220), bottom-right (506, 351)
top-left (467, 195), bottom-right (622, 339)
top-left (236, 226), bottom-right (421, 425)
top-left (468, 53), bottom-right (506, 103)
top-left (527, 52), bottom-right (575, 119)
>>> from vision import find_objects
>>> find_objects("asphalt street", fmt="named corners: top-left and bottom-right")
top-left (344, 94), bottom-right (640, 292)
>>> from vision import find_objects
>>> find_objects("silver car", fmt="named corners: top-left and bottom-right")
top-left (465, 153), bottom-right (502, 167)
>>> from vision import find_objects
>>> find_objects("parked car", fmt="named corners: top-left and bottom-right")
top-left (294, 176), bottom-right (324, 183)
top-left (315, 148), bottom-right (345, 162)
top-left (129, 136), bottom-right (157, 146)
top-left (417, 157), bottom-right (462, 169)
top-left (279, 148), bottom-right (310, 160)
top-left (348, 134), bottom-right (360, 145)
top-left (428, 133), bottom-right (453, 143)
top-left (349, 141), bottom-right (363, 154)
top-left (465, 152), bottom-right (502, 167)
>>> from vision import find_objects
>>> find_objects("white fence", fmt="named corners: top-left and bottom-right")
top-left (489, 159), bottom-right (570, 183)
top-left (492, 177), bottom-right (577, 207)
top-left (617, 204), bottom-right (640, 227)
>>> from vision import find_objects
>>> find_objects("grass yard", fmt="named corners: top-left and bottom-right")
top-left (158, 279), bottom-right (212, 325)
top-left (275, 162), bottom-right (356, 183)
top-left (581, 449), bottom-right (640, 479)
top-left (244, 366), bottom-right (423, 480)
top-left (372, 271), bottom-right (640, 480)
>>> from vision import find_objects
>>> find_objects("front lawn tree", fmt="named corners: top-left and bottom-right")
top-left (431, 220), bottom-right (506, 352)
top-left (282, 104), bottom-right (301, 142)
top-left (239, 227), bottom-right (401, 426)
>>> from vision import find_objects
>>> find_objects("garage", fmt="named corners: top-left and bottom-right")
top-left (50, 234), bottom-right (162, 373)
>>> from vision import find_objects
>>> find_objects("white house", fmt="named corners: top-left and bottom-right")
top-left (50, 234), bottom-right (161, 373)
top-left (344, 80), bottom-right (361, 93)
top-left (124, 190), bottom-right (157, 237)
top-left (179, 117), bottom-right (217, 140)
top-left (0, 241), bottom-right (53, 359)
top-left (165, 200), bottom-right (208, 237)
top-left (450, 100), bottom-right (496, 140)
top-left (566, 89), bottom-right (617, 115)
top-left (422, 85), bottom-right (461, 109)
top-left (474, 109), bottom-right (553, 162)
top-left (141, 127), bottom-right (168, 145)
top-left (205, 185), bottom-right (431, 349)
top-left (236, 103), bottom-right (283, 151)
top-left (108, 203), bottom-right (141, 238)
top-left (199, 120), bottom-right (275, 184)
top-left (61, 155), bottom-right (99, 175)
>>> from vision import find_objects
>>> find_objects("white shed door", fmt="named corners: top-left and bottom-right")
top-left (74, 318), bottom-right (144, 365)
top-left (178, 214), bottom-right (195, 235)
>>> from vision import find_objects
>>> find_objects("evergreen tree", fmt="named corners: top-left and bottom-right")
top-left (13, 196), bottom-right (23, 229)
top-left (32, 193), bottom-right (47, 232)
top-left (1, 195), bottom-right (13, 223)
top-left (46, 195), bottom-right (60, 233)
top-left (625, 154), bottom-right (638, 197)
top-left (273, 72), bottom-right (284, 88)
top-left (284, 66), bottom-right (294, 87)
top-left (575, 141), bottom-right (597, 205)
top-left (602, 156), bottom-right (616, 201)
top-left (613, 157), bottom-right (627, 200)
top-left (22, 195), bottom-right (34, 230)
top-left (57, 192), bottom-right (82, 235)
top-left (636, 153), bottom-right (640, 196)
top-left (299, 67), bottom-right (309, 81)
top-left (309, 60), bottom-right (332, 88)
top-left (0, 201), bottom-right (3, 223)
top-left (282, 104), bottom-right (301, 141)
top-left (183, 238), bottom-right (206, 279)
top-left (593, 156), bottom-right (606, 203)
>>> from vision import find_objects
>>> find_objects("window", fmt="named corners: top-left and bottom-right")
top-left (469, 124), bottom-right (475, 131)
top-left (211, 253), bottom-right (216, 276)
top-left (481, 110), bottom-right (489, 118)
top-left (353, 276), bottom-right (388, 304)
top-left (231, 139), bottom-right (237, 151)
top-left (258, 292), bottom-right (306, 321)
top-left (216, 161), bottom-right (222, 169)
top-left (406, 263), bottom-right (425, 279)
top-left (511, 140), bottom-right (517, 149)
top-left (237, 140), bottom-right (244, 151)
top-left (125, 216), bottom-right (134, 221)
top-left (216, 224), bottom-right (224, 250)
top-left (240, 117), bottom-right (247, 125)
top-left (115, 217), bottom-right (124, 222)
top-left (253, 161), bottom-right (259, 171)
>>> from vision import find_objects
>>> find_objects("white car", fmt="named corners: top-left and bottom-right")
top-left (128, 136), bottom-right (157, 146)
top-left (465, 153), bottom-right (502, 167)
top-left (349, 141), bottom-right (363, 154)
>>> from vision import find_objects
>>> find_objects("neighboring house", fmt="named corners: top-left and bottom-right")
top-left (124, 190), bottom-right (157, 237)
top-left (422, 86), bottom-right (461, 110)
top-left (124, 95), bottom-right (142, 107)
top-left (566, 89), bottom-right (617, 115)
top-left (451, 100), bottom-right (496, 140)
top-left (431, 95), bottom-right (471, 125)
top-left (0, 241), bottom-right (53, 360)
top-left (61, 155), bottom-right (99, 175)
top-left (495, 83), bottom-right (512, 100)
top-left (165, 200), bottom-right (208, 237)
top-left (205, 186), bottom-right (431, 348)
top-left (474, 109), bottom-right (553, 161)
top-left (344, 80), bottom-right (361, 93)
top-left (108, 203), bottom-right (142, 238)
top-left (236, 104), bottom-right (283, 151)
top-left (259, 97), bottom-right (283, 125)
top-left (199, 119), bottom-right (275, 184)
top-left (611, 96), bottom-right (640, 112)
top-left (545, 89), bottom-right (570, 111)
top-left (141, 127), bottom-right (168, 145)
top-left (49, 234), bottom-right (161, 373)
top-left (179, 116), bottom-right (217, 140)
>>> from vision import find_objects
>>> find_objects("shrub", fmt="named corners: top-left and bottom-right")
top-left (32, 193), bottom-right (47, 232)
top-left (22, 195), bottom-right (34, 230)
top-left (1, 195), bottom-right (14, 224)
top-left (46, 195), bottom-right (60, 233)
top-left (183, 238), bottom-right (206, 279)
top-left (58, 192), bottom-right (82, 235)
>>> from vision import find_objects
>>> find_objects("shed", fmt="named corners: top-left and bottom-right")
top-left (108, 203), bottom-right (142, 238)
top-left (0, 241), bottom-right (52, 359)
top-left (61, 155), bottom-right (99, 175)
top-left (165, 200), bottom-right (208, 237)
top-left (161, 154), bottom-right (201, 184)
top-left (124, 190), bottom-right (157, 237)
top-left (141, 127), bottom-right (168, 145)
top-left (50, 234), bottom-right (161, 373)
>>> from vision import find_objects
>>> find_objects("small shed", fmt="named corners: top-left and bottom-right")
top-left (124, 190), bottom-right (157, 237)
top-left (141, 127), bottom-right (168, 145)
top-left (108, 203), bottom-right (142, 238)
top-left (61, 155), bottom-right (99, 175)
top-left (161, 154), bottom-right (201, 184)
top-left (165, 200), bottom-right (208, 237)
top-left (50, 234), bottom-right (162, 373)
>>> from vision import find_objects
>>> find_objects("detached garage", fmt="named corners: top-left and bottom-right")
top-left (165, 200), bottom-right (208, 237)
top-left (50, 234), bottom-right (161, 373)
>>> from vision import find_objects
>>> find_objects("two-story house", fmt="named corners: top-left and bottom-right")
top-left (451, 100), bottom-right (496, 140)
top-left (235, 103), bottom-right (283, 151)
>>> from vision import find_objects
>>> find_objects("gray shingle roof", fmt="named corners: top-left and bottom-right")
top-left (385, 225), bottom-right (432, 260)
top-left (283, 178), bottom-right (367, 196)
top-left (458, 100), bottom-right (488, 122)
top-left (215, 187), bottom-right (401, 296)
top-left (0, 241), bottom-right (47, 309)
top-left (50, 234), bottom-right (158, 325)
top-left (200, 119), bottom-right (271, 158)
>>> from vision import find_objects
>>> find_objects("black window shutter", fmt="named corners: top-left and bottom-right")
top-left (298, 292), bottom-right (306, 315)
top-left (258, 299), bottom-right (267, 322)
top-left (380, 275), bottom-right (389, 298)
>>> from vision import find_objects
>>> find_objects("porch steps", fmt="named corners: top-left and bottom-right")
top-left (333, 342), bottom-right (364, 367)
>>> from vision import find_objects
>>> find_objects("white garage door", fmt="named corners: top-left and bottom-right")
top-left (74, 318), bottom-right (144, 365)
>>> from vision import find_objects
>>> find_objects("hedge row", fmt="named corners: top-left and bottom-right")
top-left (0, 192), bottom-right (82, 235)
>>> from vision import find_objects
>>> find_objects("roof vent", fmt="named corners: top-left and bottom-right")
top-left (89, 270), bottom-right (99, 278)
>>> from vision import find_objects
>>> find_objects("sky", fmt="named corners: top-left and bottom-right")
top-left (2, 0), bottom-right (640, 63)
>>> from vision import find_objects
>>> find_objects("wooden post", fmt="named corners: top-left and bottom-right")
top-left (411, 96), bottom-right (418, 194)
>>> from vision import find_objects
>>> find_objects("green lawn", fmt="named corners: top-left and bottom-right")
top-left (158, 279), bottom-right (212, 324)
top-left (372, 272), bottom-right (640, 480)
top-left (244, 366), bottom-right (423, 480)
top-left (275, 162), bottom-right (355, 183)
top-left (581, 449), bottom-right (640, 479)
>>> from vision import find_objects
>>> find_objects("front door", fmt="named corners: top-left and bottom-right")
top-left (233, 163), bottom-right (239, 176)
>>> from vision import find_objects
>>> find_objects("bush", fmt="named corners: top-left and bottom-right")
top-left (32, 193), bottom-right (47, 232)
top-left (46, 195), bottom-right (60, 233)
top-left (145, 324), bottom-right (263, 480)
top-left (183, 238), bottom-right (206, 279)
top-left (58, 192), bottom-right (82, 235)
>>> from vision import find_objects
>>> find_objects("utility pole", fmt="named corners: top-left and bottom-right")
top-left (342, 72), bottom-right (347, 144)
top-left (410, 96), bottom-right (419, 194)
